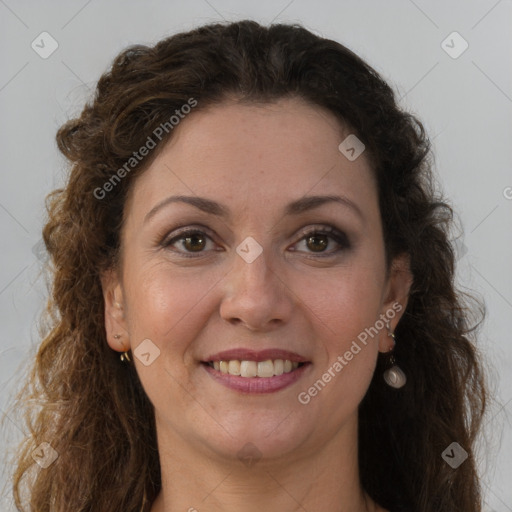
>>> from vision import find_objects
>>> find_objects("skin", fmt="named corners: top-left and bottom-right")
top-left (102, 97), bottom-right (412, 512)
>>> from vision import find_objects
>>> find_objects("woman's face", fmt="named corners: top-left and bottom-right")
top-left (103, 97), bottom-right (410, 463)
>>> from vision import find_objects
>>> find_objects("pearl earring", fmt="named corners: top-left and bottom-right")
top-left (383, 324), bottom-right (406, 388)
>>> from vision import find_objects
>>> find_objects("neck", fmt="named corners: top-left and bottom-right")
top-left (150, 416), bottom-right (382, 512)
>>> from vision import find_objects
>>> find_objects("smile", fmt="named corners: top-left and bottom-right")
top-left (206, 359), bottom-right (304, 377)
top-left (201, 358), bottom-right (311, 394)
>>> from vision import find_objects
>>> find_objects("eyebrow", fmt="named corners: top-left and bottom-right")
top-left (144, 194), bottom-right (364, 224)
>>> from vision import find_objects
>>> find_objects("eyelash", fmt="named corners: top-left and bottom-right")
top-left (161, 225), bottom-right (351, 259)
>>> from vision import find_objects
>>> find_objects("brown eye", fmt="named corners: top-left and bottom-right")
top-left (293, 226), bottom-right (350, 257)
top-left (182, 233), bottom-right (206, 252)
top-left (163, 228), bottom-right (215, 257)
top-left (305, 234), bottom-right (329, 252)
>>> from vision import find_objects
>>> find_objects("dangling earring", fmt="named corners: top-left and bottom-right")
top-left (383, 323), bottom-right (406, 388)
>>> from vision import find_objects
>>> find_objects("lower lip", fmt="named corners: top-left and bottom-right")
top-left (202, 363), bottom-right (311, 394)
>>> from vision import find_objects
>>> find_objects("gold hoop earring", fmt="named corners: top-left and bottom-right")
top-left (120, 351), bottom-right (131, 363)
top-left (113, 334), bottom-right (131, 363)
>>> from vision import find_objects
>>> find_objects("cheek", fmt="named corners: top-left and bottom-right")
top-left (122, 261), bottom-right (225, 357)
top-left (121, 263), bottom-right (221, 415)
top-left (294, 266), bottom-right (384, 401)
top-left (299, 265), bottom-right (385, 346)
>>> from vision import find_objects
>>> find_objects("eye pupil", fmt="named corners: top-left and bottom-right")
top-left (306, 234), bottom-right (328, 252)
top-left (184, 235), bottom-right (206, 252)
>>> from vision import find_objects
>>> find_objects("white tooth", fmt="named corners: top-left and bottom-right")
top-left (228, 360), bottom-right (241, 376)
top-left (257, 360), bottom-right (274, 378)
top-left (213, 358), bottom-right (302, 376)
top-left (273, 359), bottom-right (284, 375)
top-left (240, 360), bottom-right (257, 378)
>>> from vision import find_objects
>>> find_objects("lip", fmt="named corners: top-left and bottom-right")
top-left (202, 361), bottom-right (311, 394)
top-left (203, 348), bottom-right (309, 363)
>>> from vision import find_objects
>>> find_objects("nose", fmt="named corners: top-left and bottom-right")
top-left (219, 244), bottom-right (294, 332)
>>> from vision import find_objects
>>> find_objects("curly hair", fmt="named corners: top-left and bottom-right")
top-left (5, 19), bottom-right (487, 512)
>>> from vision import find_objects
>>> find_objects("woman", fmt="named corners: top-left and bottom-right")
top-left (8, 20), bottom-right (487, 512)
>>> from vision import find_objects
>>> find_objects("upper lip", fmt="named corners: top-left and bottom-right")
top-left (203, 348), bottom-right (309, 363)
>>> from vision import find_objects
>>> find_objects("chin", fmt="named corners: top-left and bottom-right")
top-left (194, 408), bottom-right (316, 464)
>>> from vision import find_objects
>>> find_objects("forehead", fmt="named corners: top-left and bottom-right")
top-left (125, 97), bottom-right (378, 225)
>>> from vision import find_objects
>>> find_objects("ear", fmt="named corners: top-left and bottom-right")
top-left (378, 253), bottom-right (413, 353)
top-left (100, 268), bottom-right (129, 353)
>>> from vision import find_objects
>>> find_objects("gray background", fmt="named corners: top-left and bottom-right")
top-left (0, 0), bottom-right (511, 510)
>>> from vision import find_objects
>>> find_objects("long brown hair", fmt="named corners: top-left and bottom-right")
top-left (5, 20), bottom-right (487, 511)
